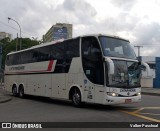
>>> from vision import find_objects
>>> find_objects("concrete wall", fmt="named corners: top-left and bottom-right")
top-left (141, 78), bottom-right (153, 88)
top-left (139, 56), bottom-right (160, 88)
top-left (141, 56), bottom-right (155, 79)
top-left (139, 56), bottom-right (155, 88)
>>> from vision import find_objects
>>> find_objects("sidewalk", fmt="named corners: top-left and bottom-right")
top-left (141, 87), bottom-right (160, 96)
top-left (0, 86), bottom-right (12, 103)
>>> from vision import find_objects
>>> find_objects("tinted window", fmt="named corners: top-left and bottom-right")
top-left (81, 37), bottom-right (104, 85)
top-left (64, 38), bottom-right (79, 72)
top-left (51, 43), bottom-right (64, 60)
top-left (99, 36), bottom-right (136, 59)
top-left (6, 38), bottom-right (80, 69)
top-left (65, 38), bottom-right (79, 59)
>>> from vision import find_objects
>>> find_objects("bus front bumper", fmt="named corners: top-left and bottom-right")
top-left (103, 95), bottom-right (141, 105)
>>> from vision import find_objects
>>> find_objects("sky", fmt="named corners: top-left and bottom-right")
top-left (1, 0), bottom-right (160, 56)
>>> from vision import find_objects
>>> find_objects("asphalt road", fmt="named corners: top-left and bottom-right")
top-left (0, 94), bottom-right (160, 130)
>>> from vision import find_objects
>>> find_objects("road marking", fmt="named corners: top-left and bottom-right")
top-left (140, 113), bottom-right (160, 116)
top-left (121, 110), bottom-right (160, 122)
top-left (139, 107), bottom-right (160, 116)
top-left (120, 107), bottom-right (160, 122)
top-left (132, 108), bottom-right (144, 114)
top-left (142, 107), bottom-right (160, 109)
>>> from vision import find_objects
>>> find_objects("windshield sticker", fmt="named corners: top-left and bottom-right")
top-left (86, 70), bottom-right (90, 75)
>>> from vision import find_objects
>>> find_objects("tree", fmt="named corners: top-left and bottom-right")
top-left (0, 37), bottom-right (39, 70)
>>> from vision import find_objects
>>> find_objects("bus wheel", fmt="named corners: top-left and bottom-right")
top-left (72, 88), bottom-right (83, 107)
top-left (19, 86), bottom-right (24, 98)
top-left (12, 86), bottom-right (17, 96)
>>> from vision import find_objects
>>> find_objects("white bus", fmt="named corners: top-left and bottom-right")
top-left (4, 34), bottom-right (149, 107)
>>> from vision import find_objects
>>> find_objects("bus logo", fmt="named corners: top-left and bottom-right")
top-left (84, 80), bottom-right (87, 84)
top-left (2, 123), bottom-right (11, 128)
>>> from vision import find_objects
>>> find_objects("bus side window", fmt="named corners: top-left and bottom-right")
top-left (65, 38), bottom-right (80, 59)
top-left (82, 37), bottom-right (104, 85)
top-left (64, 38), bottom-right (80, 73)
top-left (53, 43), bottom-right (65, 73)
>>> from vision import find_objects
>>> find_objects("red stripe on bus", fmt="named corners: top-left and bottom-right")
top-left (5, 60), bottom-right (55, 74)
top-left (47, 60), bottom-right (54, 71)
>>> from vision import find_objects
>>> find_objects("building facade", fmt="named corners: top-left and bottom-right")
top-left (0, 32), bottom-right (12, 41)
top-left (43, 23), bottom-right (72, 42)
top-left (139, 56), bottom-right (155, 88)
top-left (139, 56), bottom-right (160, 88)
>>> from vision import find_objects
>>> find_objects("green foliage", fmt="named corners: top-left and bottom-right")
top-left (0, 37), bottom-right (39, 69)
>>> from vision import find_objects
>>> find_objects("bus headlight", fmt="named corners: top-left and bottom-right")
top-left (136, 92), bottom-right (141, 96)
top-left (107, 92), bottom-right (119, 97)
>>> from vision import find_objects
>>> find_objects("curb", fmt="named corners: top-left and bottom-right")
top-left (0, 97), bottom-right (12, 103)
top-left (142, 92), bottom-right (160, 96)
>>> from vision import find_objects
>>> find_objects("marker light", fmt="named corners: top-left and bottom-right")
top-left (107, 92), bottom-right (118, 97)
top-left (136, 92), bottom-right (141, 96)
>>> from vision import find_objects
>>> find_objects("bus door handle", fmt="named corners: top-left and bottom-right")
top-left (99, 91), bottom-right (104, 92)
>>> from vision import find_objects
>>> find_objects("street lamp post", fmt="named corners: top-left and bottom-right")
top-left (8, 17), bottom-right (22, 50)
top-left (134, 45), bottom-right (143, 57)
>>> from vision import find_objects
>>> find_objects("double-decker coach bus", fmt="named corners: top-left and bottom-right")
top-left (4, 34), bottom-right (150, 107)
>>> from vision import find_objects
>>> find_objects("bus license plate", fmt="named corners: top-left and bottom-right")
top-left (125, 99), bottom-right (132, 103)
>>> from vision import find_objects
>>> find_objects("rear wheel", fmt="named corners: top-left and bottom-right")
top-left (12, 86), bottom-right (17, 96)
top-left (19, 86), bottom-right (25, 98)
top-left (72, 88), bottom-right (83, 107)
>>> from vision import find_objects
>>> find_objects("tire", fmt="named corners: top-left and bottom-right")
top-left (19, 86), bottom-right (25, 98)
top-left (12, 86), bottom-right (18, 96)
top-left (72, 88), bottom-right (83, 107)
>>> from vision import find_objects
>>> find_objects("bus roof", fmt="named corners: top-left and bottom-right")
top-left (7, 34), bottom-right (129, 55)
top-left (82, 34), bottom-right (129, 41)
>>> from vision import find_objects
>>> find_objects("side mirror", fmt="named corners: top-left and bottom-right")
top-left (105, 57), bottom-right (114, 75)
top-left (141, 62), bottom-right (151, 77)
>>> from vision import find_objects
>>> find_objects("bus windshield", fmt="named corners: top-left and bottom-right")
top-left (106, 60), bottom-right (141, 88)
top-left (99, 36), bottom-right (136, 59)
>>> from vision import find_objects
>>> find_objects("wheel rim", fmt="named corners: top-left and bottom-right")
top-left (20, 91), bottom-right (22, 97)
top-left (19, 89), bottom-right (23, 97)
top-left (73, 92), bottom-right (80, 105)
top-left (13, 87), bottom-right (17, 95)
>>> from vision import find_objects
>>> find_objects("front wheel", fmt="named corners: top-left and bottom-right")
top-left (72, 89), bottom-right (83, 107)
